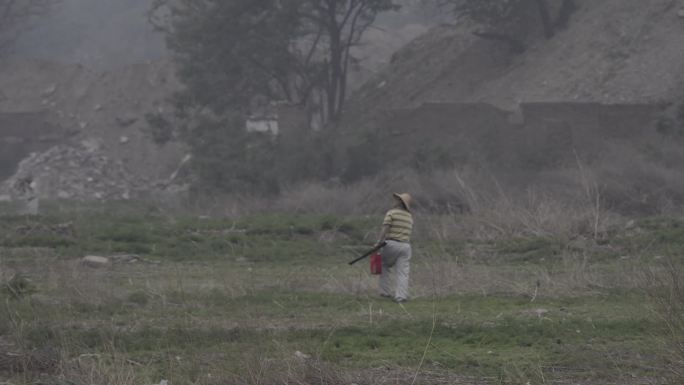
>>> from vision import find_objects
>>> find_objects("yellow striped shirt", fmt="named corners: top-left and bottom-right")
top-left (383, 208), bottom-right (413, 242)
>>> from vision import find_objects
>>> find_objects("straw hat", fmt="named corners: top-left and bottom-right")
top-left (393, 193), bottom-right (412, 212)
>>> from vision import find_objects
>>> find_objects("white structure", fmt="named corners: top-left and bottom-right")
top-left (246, 115), bottom-right (279, 136)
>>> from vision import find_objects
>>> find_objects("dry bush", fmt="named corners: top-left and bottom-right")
top-left (590, 139), bottom-right (684, 216)
top-left (404, 166), bottom-right (616, 240)
top-left (165, 124), bottom-right (684, 221)
top-left (275, 177), bottom-right (385, 215)
top-left (165, 134), bottom-right (684, 238)
top-left (0, 347), bottom-right (59, 378)
top-left (264, 164), bottom-right (619, 241)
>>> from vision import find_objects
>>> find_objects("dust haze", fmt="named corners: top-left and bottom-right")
top-left (13, 0), bottom-right (165, 68)
top-left (1, 1), bottom-right (684, 384)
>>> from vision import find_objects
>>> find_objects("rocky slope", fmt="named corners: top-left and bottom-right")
top-left (0, 57), bottom-right (186, 201)
top-left (348, 0), bottom-right (684, 118)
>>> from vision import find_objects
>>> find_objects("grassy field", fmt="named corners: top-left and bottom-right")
top-left (0, 205), bottom-right (679, 384)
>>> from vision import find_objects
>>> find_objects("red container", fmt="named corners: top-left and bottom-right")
top-left (370, 253), bottom-right (382, 275)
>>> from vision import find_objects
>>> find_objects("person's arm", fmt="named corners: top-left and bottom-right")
top-left (376, 224), bottom-right (390, 246)
top-left (376, 210), bottom-right (394, 246)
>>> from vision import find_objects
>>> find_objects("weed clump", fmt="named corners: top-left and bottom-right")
top-left (2, 274), bottom-right (37, 300)
top-left (126, 291), bottom-right (149, 306)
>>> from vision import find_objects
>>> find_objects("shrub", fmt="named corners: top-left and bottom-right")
top-left (2, 274), bottom-right (37, 300)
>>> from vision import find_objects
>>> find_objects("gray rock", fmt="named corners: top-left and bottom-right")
top-left (81, 255), bottom-right (111, 268)
top-left (42, 84), bottom-right (57, 96)
top-left (110, 254), bottom-right (141, 263)
top-left (116, 114), bottom-right (138, 127)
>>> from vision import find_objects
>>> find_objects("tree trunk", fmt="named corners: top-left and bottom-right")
top-left (534, 0), bottom-right (554, 39)
top-left (554, 0), bottom-right (577, 30)
top-left (337, 45), bottom-right (350, 119)
top-left (326, 2), bottom-right (343, 121)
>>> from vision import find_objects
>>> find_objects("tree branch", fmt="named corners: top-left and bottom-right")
top-left (534, 0), bottom-right (554, 39)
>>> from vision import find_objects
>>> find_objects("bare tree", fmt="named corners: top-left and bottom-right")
top-left (145, 0), bottom-right (399, 193)
top-left (153, 0), bottom-right (397, 124)
top-left (307, 0), bottom-right (400, 121)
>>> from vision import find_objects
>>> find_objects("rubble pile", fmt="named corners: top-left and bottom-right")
top-left (1, 144), bottom-right (152, 201)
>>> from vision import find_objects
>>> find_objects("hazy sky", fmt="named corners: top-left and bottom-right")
top-left (14, 0), bottom-right (165, 68)
top-left (12, 0), bottom-right (445, 70)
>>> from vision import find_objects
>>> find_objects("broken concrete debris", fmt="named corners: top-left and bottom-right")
top-left (0, 142), bottom-right (191, 205)
top-left (0, 144), bottom-right (149, 201)
top-left (80, 254), bottom-right (142, 268)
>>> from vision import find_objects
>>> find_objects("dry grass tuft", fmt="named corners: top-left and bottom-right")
top-left (57, 351), bottom-right (137, 385)
top-left (647, 259), bottom-right (684, 379)
top-left (0, 347), bottom-right (59, 376)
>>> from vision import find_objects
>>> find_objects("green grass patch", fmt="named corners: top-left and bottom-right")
top-left (0, 210), bottom-right (678, 384)
top-left (495, 237), bottom-right (564, 263)
top-left (6, 291), bottom-right (661, 382)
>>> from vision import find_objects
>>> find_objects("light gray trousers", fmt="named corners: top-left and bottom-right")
top-left (379, 240), bottom-right (412, 301)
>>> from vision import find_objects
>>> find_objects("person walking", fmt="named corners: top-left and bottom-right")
top-left (376, 193), bottom-right (413, 303)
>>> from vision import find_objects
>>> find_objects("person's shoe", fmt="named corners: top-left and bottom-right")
top-left (394, 298), bottom-right (408, 304)
top-left (380, 293), bottom-right (392, 299)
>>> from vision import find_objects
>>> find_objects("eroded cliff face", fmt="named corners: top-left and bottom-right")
top-left (348, 0), bottom-right (684, 118)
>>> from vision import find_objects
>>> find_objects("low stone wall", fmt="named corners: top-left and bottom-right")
top-left (517, 102), bottom-right (662, 168)
top-left (376, 101), bottom-right (664, 175)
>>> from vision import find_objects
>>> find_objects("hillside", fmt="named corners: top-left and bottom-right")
top-left (3, 0), bottom-right (683, 202)
top-left (0, 57), bottom-right (186, 201)
top-left (348, 0), bottom-right (684, 119)
top-left (0, 0), bottom-right (447, 201)
top-left (333, 0), bottom-right (684, 214)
